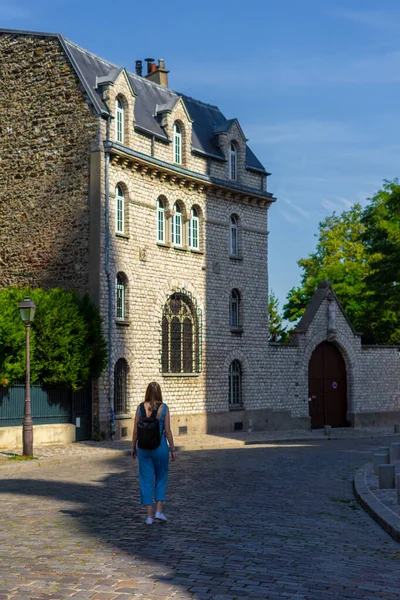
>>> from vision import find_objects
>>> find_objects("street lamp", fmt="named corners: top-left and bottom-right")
top-left (18, 297), bottom-right (36, 456)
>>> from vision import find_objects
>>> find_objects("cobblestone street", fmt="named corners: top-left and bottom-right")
top-left (1, 437), bottom-right (400, 600)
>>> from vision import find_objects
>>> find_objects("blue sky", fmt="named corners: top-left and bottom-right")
top-left (2, 0), bottom-right (400, 310)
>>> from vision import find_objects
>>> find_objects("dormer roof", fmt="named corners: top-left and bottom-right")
top-left (214, 118), bottom-right (247, 141)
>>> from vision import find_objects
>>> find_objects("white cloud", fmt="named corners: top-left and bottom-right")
top-left (282, 197), bottom-right (311, 220)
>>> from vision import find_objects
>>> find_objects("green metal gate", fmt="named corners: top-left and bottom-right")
top-left (0, 383), bottom-right (92, 441)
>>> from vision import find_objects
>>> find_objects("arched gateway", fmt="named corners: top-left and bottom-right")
top-left (308, 342), bottom-right (347, 429)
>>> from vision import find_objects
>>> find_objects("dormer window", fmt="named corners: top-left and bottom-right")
top-left (229, 143), bottom-right (237, 181)
top-left (116, 97), bottom-right (124, 144)
top-left (173, 122), bottom-right (182, 164)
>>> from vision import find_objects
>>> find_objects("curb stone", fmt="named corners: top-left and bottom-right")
top-left (354, 462), bottom-right (400, 544)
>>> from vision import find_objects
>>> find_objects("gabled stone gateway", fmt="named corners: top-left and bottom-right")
top-left (0, 28), bottom-right (399, 445)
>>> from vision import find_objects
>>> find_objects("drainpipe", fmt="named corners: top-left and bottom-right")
top-left (104, 116), bottom-right (115, 438)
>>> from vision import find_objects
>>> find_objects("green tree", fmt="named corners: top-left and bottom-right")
top-left (268, 290), bottom-right (288, 342)
top-left (361, 180), bottom-right (400, 344)
top-left (0, 287), bottom-right (107, 388)
top-left (283, 204), bottom-right (371, 335)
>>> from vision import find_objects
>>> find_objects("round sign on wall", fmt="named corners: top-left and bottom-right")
top-left (332, 381), bottom-right (338, 390)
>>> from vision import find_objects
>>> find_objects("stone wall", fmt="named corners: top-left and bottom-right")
top-left (0, 33), bottom-right (99, 294)
top-left (97, 156), bottom-right (271, 437)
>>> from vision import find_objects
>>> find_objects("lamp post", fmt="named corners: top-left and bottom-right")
top-left (18, 297), bottom-right (36, 456)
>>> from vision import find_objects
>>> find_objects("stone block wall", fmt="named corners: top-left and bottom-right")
top-left (97, 153), bottom-right (271, 437)
top-left (0, 33), bottom-right (99, 294)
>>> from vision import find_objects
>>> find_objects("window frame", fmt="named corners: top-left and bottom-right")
top-left (115, 97), bottom-right (124, 144)
top-left (171, 202), bottom-right (182, 247)
top-left (188, 207), bottom-right (199, 250)
top-left (229, 289), bottom-right (240, 329)
top-left (114, 358), bottom-right (128, 415)
top-left (229, 360), bottom-right (242, 407)
top-left (116, 273), bottom-right (127, 321)
top-left (229, 142), bottom-right (237, 181)
top-left (173, 122), bottom-right (182, 165)
top-left (115, 185), bottom-right (124, 234)
top-left (161, 293), bottom-right (201, 375)
top-left (229, 214), bottom-right (239, 256)
top-left (157, 198), bottom-right (166, 243)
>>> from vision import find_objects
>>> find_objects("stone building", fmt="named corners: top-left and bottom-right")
top-left (0, 28), bottom-right (399, 444)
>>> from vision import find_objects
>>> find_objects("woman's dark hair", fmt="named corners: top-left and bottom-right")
top-left (145, 381), bottom-right (163, 410)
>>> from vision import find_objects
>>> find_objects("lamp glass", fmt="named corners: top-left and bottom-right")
top-left (19, 298), bottom-right (36, 323)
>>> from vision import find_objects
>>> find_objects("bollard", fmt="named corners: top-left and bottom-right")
top-left (397, 475), bottom-right (400, 504)
top-left (390, 442), bottom-right (400, 462)
top-left (374, 452), bottom-right (390, 475)
top-left (394, 424), bottom-right (400, 434)
top-left (379, 464), bottom-right (396, 489)
top-left (324, 425), bottom-right (331, 437)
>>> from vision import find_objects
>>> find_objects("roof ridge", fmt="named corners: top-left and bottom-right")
top-left (62, 36), bottom-right (120, 70)
top-left (180, 93), bottom-right (220, 112)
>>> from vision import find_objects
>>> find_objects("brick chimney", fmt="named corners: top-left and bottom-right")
top-left (145, 58), bottom-right (169, 87)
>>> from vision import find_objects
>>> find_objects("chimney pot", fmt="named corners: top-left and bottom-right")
top-left (144, 58), bottom-right (155, 75)
top-left (135, 60), bottom-right (143, 76)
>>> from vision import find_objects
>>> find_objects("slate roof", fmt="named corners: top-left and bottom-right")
top-left (0, 28), bottom-right (268, 174)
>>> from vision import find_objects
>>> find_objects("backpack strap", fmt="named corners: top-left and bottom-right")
top-left (139, 402), bottom-right (146, 418)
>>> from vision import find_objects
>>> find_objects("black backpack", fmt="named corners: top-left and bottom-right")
top-left (137, 403), bottom-right (162, 450)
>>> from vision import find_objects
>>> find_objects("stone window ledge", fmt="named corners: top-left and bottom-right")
top-left (230, 327), bottom-right (243, 335)
top-left (157, 241), bottom-right (170, 248)
top-left (190, 248), bottom-right (204, 255)
top-left (228, 405), bottom-right (244, 411)
top-left (115, 413), bottom-right (132, 420)
top-left (229, 254), bottom-right (243, 261)
top-left (162, 372), bottom-right (201, 378)
top-left (116, 319), bottom-right (131, 326)
top-left (116, 233), bottom-right (130, 240)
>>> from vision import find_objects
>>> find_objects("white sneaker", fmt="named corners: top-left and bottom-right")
top-left (155, 512), bottom-right (167, 522)
top-left (145, 517), bottom-right (153, 525)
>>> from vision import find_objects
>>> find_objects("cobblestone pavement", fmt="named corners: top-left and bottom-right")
top-left (1, 437), bottom-right (400, 600)
top-left (0, 426), bottom-right (397, 465)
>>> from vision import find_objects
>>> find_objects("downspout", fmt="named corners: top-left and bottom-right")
top-left (104, 116), bottom-right (115, 438)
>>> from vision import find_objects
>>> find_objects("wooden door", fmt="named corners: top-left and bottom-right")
top-left (308, 342), bottom-right (347, 429)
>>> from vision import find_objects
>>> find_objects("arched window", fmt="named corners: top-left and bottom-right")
top-left (230, 289), bottom-right (240, 328)
top-left (115, 272), bottom-right (128, 320)
top-left (115, 185), bottom-right (124, 234)
top-left (114, 358), bottom-right (128, 414)
top-left (157, 198), bottom-right (165, 243)
top-left (229, 360), bottom-right (242, 407)
top-left (173, 122), bottom-right (182, 164)
top-left (115, 97), bottom-right (124, 144)
top-left (171, 202), bottom-right (182, 246)
top-left (188, 206), bottom-right (199, 250)
top-left (162, 293), bottom-right (200, 373)
top-left (230, 214), bottom-right (239, 256)
top-left (229, 142), bottom-right (237, 180)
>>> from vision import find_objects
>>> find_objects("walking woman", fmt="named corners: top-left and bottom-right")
top-left (132, 381), bottom-right (176, 524)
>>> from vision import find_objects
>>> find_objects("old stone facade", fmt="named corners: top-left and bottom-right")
top-left (1, 28), bottom-right (399, 443)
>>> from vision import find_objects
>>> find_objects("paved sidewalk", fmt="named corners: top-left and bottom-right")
top-left (354, 452), bottom-right (400, 543)
top-left (0, 426), bottom-right (398, 474)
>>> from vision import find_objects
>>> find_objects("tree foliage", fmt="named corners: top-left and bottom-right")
top-left (268, 291), bottom-right (288, 342)
top-left (0, 288), bottom-right (107, 388)
top-left (283, 180), bottom-right (400, 344)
